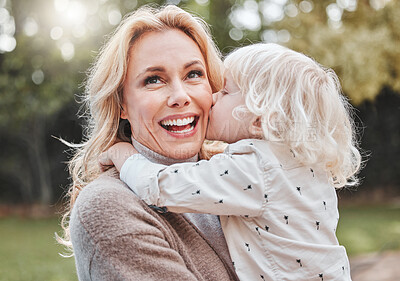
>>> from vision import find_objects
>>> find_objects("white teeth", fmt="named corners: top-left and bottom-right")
top-left (161, 116), bottom-right (195, 127)
top-left (170, 125), bottom-right (195, 134)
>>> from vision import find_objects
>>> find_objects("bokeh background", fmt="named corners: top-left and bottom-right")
top-left (0, 0), bottom-right (399, 280)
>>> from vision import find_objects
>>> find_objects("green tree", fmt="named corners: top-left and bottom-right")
top-left (0, 0), bottom-right (200, 204)
top-left (0, 0), bottom-right (92, 204)
top-left (227, 0), bottom-right (400, 104)
top-left (1, 0), bottom-right (398, 205)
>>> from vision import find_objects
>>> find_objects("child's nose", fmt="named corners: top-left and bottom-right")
top-left (212, 92), bottom-right (218, 106)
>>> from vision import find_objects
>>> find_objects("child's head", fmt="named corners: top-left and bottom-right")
top-left (206, 69), bottom-right (263, 144)
top-left (207, 43), bottom-right (361, 188)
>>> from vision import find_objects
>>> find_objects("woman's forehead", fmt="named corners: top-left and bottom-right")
top-left (130, 29), bottom-right (204, 60)
top-left (128, 29), bottom-right (206, 72)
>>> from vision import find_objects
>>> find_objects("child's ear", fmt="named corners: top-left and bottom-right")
top-left (249, 117), bottom-right (263, 138)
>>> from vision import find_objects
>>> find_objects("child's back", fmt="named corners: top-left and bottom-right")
top-left (110, 43), bottom-right (361, 281)
top-left (221, 139), bottom-right (350, 280)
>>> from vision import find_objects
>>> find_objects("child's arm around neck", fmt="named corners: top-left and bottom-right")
top-left (120, 139), bottom-right (268, 217)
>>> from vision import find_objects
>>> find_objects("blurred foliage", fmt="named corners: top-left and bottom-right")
top-left (0, 0), bottom-right (399, 204)
top-left (280, 0), bottom-right (400, 104)
top-left (356, 88), bottom-right (400, 189)
top-left (224, 0), bottom-right (400, 104)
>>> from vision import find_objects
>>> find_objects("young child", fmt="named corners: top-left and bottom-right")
top-left (103, 43), bottom-right (361, 281)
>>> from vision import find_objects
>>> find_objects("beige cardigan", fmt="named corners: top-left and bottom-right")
top-left (70, 168), bottom-right (239, 281)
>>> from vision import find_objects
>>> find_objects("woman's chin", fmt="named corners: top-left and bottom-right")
top-left (158, 123), bottom-right (206, 159)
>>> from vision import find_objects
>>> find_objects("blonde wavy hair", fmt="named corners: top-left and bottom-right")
top-left (225, 43), bottom-right (361, 188)
top-left (58, 5), bottom-right (223, 249)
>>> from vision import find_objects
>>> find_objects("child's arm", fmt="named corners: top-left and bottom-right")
top-left (99, 142), bottom-right (138, 171)
top-left (120, 145), bottom-right (267, 217)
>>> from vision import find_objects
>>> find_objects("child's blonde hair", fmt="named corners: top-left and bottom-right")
top-left (224, 43), bottom-right (361, 188)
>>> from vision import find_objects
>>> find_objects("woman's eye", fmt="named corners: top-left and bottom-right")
top-left (187, 70), bottom-right (203, 79)
top-left (221, 90), bottom-right (229, 95)
top-left (145, 75), bottom-right (162, 85)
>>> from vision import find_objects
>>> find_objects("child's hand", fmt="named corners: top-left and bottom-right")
top-left (99, 142), bottom-right (138, 172)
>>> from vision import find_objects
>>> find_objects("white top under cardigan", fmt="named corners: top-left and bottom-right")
top-left (121, 139), bottom-right (352, 281)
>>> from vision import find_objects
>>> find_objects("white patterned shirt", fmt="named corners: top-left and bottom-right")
top-left (120, 139), bottom-right (352, 281)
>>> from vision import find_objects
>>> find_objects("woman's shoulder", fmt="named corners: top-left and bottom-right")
top-left (75, 168), bottom-right (135, 203)
top-left (70, 168), bottom-right (161, 242)
top-left (73, 168), bottom-right (142, 213)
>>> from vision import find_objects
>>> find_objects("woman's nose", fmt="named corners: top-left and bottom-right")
top-left (167, 81), bottom-right (191, 107)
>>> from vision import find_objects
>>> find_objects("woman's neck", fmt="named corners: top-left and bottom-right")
top-left (131, 137), bottom-right (198, 165)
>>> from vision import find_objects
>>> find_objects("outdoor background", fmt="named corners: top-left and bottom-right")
top-left (0, 0), bottom-right (399, 280)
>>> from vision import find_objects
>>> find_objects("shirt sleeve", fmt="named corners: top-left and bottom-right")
top-left (120, 144), bottom-right (267, 217)
top-left (120, 153), bottom-right (167, 206)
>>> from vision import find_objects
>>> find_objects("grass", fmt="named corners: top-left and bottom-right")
top-left (337, 204), bottom-right (400, 256)
top-left (0, 217), bottom-right (76, 281)
top-left (0, 205), bottom-right (399, 280)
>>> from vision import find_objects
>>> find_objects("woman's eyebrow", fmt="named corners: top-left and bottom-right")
top-left (136, 66), bottom-right (165, 79)
top-left (135, 60), bottom-right (204, 79)
top-left (184, 60), bottom-right (205, 69)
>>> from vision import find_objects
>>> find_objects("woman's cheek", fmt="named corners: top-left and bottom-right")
top-left (204, 84), bottom-right (214, 111)
top-left (193, 84), bottom-right (212, 113)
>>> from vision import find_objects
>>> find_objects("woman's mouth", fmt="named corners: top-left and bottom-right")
top-left (160, 116), bottom-right (199, 134)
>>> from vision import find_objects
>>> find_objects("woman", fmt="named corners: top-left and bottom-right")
top-left (60, 5), bottom-right (239, 281)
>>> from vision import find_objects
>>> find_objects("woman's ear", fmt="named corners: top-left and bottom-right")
top-left (249, 116), bottom-right (264, 138)
top-left (120, 104), bottom-right (128, 119)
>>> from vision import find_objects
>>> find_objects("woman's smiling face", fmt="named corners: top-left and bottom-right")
top-left (121, 29), bottom-right (213, 159)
